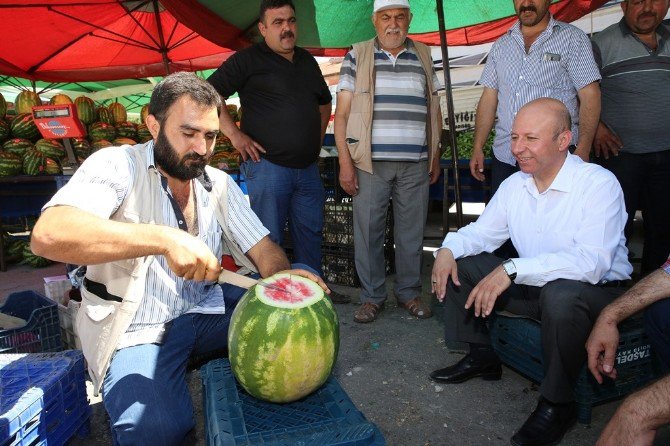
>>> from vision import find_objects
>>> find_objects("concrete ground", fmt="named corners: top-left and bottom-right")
top-left (2, 208), bottom-right (669, 445)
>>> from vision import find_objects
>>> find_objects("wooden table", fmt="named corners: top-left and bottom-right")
top-left (0, 175), bottom-right (71, 271)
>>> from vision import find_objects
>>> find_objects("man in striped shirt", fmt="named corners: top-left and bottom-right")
top-left (592, 0), bottom-right (670, 275)
top-left (335, 0), bottom-right (442, 323)
top-left (31, 72), bottom-right (327, 445)
top-left (469, 0), bottom-right (601, 193)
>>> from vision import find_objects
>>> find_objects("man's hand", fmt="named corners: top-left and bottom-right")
top-left (586, 313), bottom-right (620, 384)
top-left (163, 227), bottom-right (222, 282)
top-left (338, 163), bottom-right (358, 196)
top-left (593, 121), bottom-right (622, 160)
top-left (469, 148), bottom-right (486, 182)
top-left (229, 130), bottom-right (266, 162)
top-left (465, 265), bottom-right (511, 317)
top-left (431, 248), bottom-right (460, 302)
top-left (275, 268), bottom-right (331, 294)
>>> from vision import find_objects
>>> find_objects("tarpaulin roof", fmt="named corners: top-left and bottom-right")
top-left (162, 0), bottom-right (610, 56)
top-left (0, 0), bottom-right (234, 82)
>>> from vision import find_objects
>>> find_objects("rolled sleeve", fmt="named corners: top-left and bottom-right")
top-left (336, 50), bottom-right (357, 93)
top-left (567, 30), bottom-right (602, 90)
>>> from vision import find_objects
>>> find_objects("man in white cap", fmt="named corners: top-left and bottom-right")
top-left (334, 0), bottom-right (442, 323)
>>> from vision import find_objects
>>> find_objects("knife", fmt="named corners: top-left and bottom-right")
top-left (217, 269), bottom-right (289, 293)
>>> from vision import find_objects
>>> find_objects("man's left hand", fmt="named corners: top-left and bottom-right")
top-left (586, 314), bottom-right (620, 384)
top-left (274, 268), bottom-right (330, 294)
top-left (464, 265), bottom-right (511, 317)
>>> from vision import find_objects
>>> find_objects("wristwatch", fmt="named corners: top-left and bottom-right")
top-left (502, 259), bottom-right (517, 282)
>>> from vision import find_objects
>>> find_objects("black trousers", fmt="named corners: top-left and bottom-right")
top-left (443, 253), bottom-right (625, 403)
top-left (596, 150), bottom-right (670, 274)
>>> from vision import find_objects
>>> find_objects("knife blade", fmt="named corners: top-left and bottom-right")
top-left (217, 269), bottom-right (290, 293)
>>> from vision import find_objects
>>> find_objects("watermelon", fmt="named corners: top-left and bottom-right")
top-left (74, 96), bottom-right (96, 124)
top-left (49, 93), bottom-right (73, 105)
top-left (10, 113), bottom-right (40, 141)
top-left (115, 121), bottom-right (138, 140)
top-left (136, 123), bottom-right (152, 142)
top-left (113, 137), bottom-right (137, 146)
top-left (95, 106), bottom-right (114, 125)
top-left (226, 104), bottom-right (239, 122)
top-left (72, 137), bottom-right (92, 159)
top-left (15, 90), bottom-right (42, 114)
top-left (22, 149), bottom-right (47, 175)
top-left (3, 138), bottom-right (34, 157)
top-left (209, 151), bottom-right (240, 170)
top-left (109, 102), bottom-right (127, 124)
top-left (88, 122), bottom-right (117, 141)
top-left (0, 92), bottom-right (6, 118)
top-left (7, 238), bottom-right (28, 259)
top-left (0, 119), bottom-right (10, 143)
top-left (35, 138), bottom-right (66, 160)
top-left (44, 157), bottom-right (62, 175)
top-left (140, 104), bottom-right (149, 124)
top-left (0, 151), bottom-right (23, 176)
top-left (214, 135), bottom-right (234, 154)
top-left (91, 139), bottom-right (112, 152)
top-left (228, 273), bottom-right (339, 403)
top-left (21, 243), bottom-right (52, 268)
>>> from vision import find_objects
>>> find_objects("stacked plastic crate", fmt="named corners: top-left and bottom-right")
top-left (0, 350), bottom-right (91, 446)
top-left (201, 358), bottom-right (385, 446)
top-left (0, 291), bottom-right (61, 354)
top-left (284, 157), bottom-right (395, 287)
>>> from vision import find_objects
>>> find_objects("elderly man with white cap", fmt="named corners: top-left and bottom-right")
top-left (334, 0), bottom-right (442, 323)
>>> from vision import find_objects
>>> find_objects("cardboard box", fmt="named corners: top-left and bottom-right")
top-left (43, 275), bottom-right (71, 305)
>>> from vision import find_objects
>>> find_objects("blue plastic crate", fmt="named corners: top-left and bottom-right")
top-left (0, 351), bottom-right (90, 446)
top-left (201, 359), bottom-right (385, 446)
top-left (490, 315), bottom-right (664, 424)
top-left (0, 291), bottom-right (62, 354)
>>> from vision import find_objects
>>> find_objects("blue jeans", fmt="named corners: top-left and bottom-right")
top-left (645, 297), bottom-right (670, 373)
top-left (102, 264), bottom-right (315, 445)
top-left (242, 158), bottom-right (325, 274)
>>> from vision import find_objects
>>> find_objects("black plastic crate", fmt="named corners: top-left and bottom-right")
top-left (490, 314), bottom-right (664, 424)
top-left (0, 291), bottom-right (62, 353)
top-left (319, 157), bottom-right (350, 203)
top-left (200, 358), bottom-right (384, 446)
top-left (320, 245), bottom-right (395, 288)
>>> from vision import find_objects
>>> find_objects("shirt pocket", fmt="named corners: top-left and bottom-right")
top-left (527, 58), bottom-right (568, 91)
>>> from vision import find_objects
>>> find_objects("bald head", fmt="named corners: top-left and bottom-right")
top-left (519, 98), bottom-right (571, 141)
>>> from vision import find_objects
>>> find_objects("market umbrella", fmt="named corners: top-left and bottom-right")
top-left (0, 0), bottom-right (235, 82)
top-left (162, 0), bottom-right (608, 228)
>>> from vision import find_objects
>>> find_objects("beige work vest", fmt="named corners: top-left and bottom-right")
top-left (76, 143), bottom-right (256, 395)
top-left (344, 38), bottom-right (443, 174)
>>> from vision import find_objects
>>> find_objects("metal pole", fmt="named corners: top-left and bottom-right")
top-left (436, 0), bottom-right (463, 230)
top-left (152, 0), bottom-right (171, 75)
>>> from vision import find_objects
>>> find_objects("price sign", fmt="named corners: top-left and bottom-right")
top-left (32, 104), bottom-right (86, 139)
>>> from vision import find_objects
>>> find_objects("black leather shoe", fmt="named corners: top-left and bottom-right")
top-left (429, 354), bottom-right (502, 383)
top-left (510, 397), bottom-right (576, 446)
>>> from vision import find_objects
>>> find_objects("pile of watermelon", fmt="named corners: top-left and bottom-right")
top-left (0, 90), bottom-right (243, 178)
top-left (2, 222), bottom-right (52, 268)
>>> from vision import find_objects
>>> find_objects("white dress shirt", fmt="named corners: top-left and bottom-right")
top-left (440, 154), bottom-right (632, 287)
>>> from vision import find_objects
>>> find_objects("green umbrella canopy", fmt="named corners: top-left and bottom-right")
top-left (162, 0), bottom-right (606, 53)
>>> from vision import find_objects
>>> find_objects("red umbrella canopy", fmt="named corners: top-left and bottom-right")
top-left (0, 0), bottom-right (235, 82)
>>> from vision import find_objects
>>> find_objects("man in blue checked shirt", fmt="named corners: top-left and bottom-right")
top-left (469, 0), bottom-right (602, 194)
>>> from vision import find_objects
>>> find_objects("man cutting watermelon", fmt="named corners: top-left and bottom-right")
top-left (30, 72), bottom-right (328, 446)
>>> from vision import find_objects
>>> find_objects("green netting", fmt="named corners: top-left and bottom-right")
top-left (198, 0), bottom-right (560, 48)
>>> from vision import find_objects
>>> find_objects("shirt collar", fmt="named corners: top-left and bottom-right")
top-left (523, 153), bottom-right (579, 195)
top-left (146, 139), bottom-right (213, 192)
top-left (373, 37), bottom-right (413, 54)
top-left (510, 13), bottom-right (559, 38)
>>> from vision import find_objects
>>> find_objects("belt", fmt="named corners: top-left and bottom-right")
top-left (598, 280), bottom-right (630, 289)
top-left (83, 278), bottom-right (123, 302)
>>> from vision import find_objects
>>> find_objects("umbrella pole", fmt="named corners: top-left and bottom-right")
top-left (435, 0), bottom-right (463, 232)
top-left (152, 0), bottom-right (171, 75)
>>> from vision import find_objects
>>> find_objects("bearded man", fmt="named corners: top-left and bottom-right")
top-left (31, 72), bottom-right (327, 446)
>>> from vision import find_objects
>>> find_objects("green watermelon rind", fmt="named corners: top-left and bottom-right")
top-left (228, 274), bottom-right (339, 403)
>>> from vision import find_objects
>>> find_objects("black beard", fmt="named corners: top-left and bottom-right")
top-left (153, 129), bottom-right (207, 181)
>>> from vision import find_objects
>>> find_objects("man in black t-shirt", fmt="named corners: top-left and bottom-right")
top-left (208, 0), bottom-right (338, 300)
